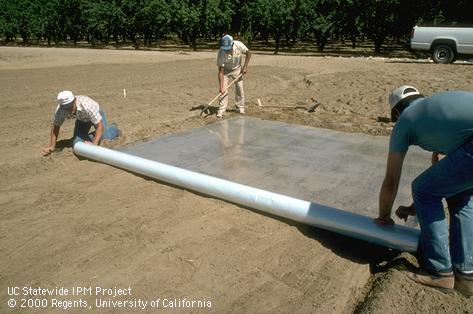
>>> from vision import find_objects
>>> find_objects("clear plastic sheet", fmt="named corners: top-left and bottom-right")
top-left (75, 117), bottom-right (431, 252)
top-left (121, 117), bottom-right (428, 228)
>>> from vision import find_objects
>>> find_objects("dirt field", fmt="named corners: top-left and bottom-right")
top-left (1, 46), bottom-right (472, 313)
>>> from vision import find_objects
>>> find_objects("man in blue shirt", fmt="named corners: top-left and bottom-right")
top-left (376, 86), bottom-right (473, 296)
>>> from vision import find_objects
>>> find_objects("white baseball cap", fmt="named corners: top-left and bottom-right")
top-left (388, 85), bottom-right (423, 122)
top-left (57, 90), bottom-right (75, 107)
top-left (220, 35), bottom-right (233, 51)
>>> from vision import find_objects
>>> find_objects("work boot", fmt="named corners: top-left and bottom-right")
top-left (406, 270), bottom-right (454, 293)
top-left (454, 272), bottom-right (473, 297)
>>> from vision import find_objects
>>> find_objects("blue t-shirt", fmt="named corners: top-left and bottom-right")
top-left (389, 91), bottom-right (473, 154)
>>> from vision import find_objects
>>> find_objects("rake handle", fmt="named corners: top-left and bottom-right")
top-left (202, 74), bottom-right (243, 115)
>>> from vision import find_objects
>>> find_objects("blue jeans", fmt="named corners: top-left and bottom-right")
top-left (73, 110), bottom-right (120, 145)
top-left (412, 141), bottom-right (473, 274)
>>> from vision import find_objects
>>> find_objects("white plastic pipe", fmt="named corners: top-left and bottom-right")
top-left (74, 142), bottom-right (420, 253)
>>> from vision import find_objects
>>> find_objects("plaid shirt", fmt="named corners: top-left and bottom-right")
top-left (53, 95), bottom-right (102, 126)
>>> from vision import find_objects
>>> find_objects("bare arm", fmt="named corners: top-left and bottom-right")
top-left (91, 121), bottom-right (103, 145)
top-left (218, 67), bottom-right (225, 94)
top-left (395, 152), bottom-right (441, 221)
top-left (376, 151), bottom-right (406, 225)
top-left (242, 51), bottom-right (251, 74)
top-left (42, 125), bottom-right (60, 156)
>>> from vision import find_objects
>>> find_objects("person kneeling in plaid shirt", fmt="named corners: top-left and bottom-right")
top-left (42, 90), bottom-right (120, 156)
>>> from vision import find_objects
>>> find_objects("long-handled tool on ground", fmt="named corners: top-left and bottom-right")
top-left (200, 74), bottom-right (243, 116)
top-left (255, 98), bottom-right (321, 112)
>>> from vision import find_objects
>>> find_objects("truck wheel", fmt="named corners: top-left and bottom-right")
top-left (432, 45), bottom-right (456, 64)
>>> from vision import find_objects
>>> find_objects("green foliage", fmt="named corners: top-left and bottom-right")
top-left (332, 0), bottom-right (362, 48)
top-left (201, 0), bottom-right (234, 40)
top-left (57, 0), bottom-right (83, 43)
top-left (242, 0), bottom-right (296, 53)
top-left (311, 0), bottom-right (337, 50)
top-left (0, 0), bottom-right (20, 42)
top-left (140, 0), bottom-right (172, 44)
top-left (360, 0), bottom-right (398, 52)
top-left (0, 0), bottom-right (470, 52)
top-left (120, 0), bottom-right (145, 46)
top-left (83, 0), bottom-right (124, 44)
top-left (167, 0), bottom-right (201, 50)
top-left (438, 0), bottom-right (473, 24)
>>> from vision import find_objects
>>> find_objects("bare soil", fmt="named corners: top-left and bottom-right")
top-left (1, 47), bottom-right (472, 313)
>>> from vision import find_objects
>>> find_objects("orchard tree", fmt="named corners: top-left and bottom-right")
top-left (293, 0), bottom-right (337, 51)
top-left (243, 0), bottom-right (296, 54)
top-left (332, 0), bottom-right (362, 48)
top-left (57, 0), bottom-right (83, 43)
top-left (310, 0), bottom-right (338, 51)
top-left (121, 0), bottom-right (145, 47)
top-left (360, 0), bottom-right (398, 52)
top-left (30, 0), bottom-right (60, 44)
top-left (139, 0), bottom-right (172, 45)
top-left (0, 0), bottom-right (19, 42)
top-left (83, 1), bottom-right (125, 44)
top-left (169, 0), bottom-right (201, 50)
top-left (438, 0), bottom-right (473, 24)
top-left (200, 0), bottom-right (234, 40)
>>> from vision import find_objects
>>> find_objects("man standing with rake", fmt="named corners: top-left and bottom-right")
top-left (216, 34), bottom-right (251, 118)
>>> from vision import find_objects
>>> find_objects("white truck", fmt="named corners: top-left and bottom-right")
top-left (410, 25), bottom-right (473, 63)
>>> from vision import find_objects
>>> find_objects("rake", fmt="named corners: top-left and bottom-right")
top-left (200, 74), bottom-right (243, 116)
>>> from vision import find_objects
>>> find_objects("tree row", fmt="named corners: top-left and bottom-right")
top-left (0, 0), bottom-right (471, 53)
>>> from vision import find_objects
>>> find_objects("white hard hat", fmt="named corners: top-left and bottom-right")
top-left (57, 90), bottom-right (75, 107)
top-left (389, 85), bottom-right (420, 110)
top-left (388, 85), bottom-right (422, 122)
